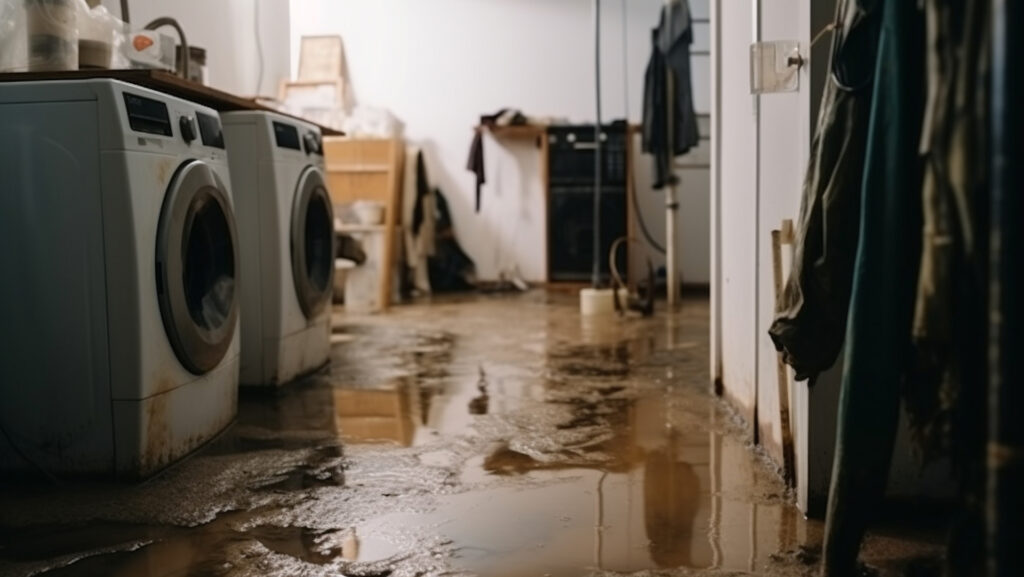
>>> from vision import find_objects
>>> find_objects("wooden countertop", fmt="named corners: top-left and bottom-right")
top-left (477, 124), bottom-right (549, 140)
top-left (0, 69), bottom-right (343, 136)
top-left (478, 123), bottom-right (644, 140)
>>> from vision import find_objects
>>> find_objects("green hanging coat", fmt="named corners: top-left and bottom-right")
top-left (820, 0), bottom-right (925, 574)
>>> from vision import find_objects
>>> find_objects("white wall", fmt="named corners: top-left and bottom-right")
top-left (103, 0), bottom-right (290, 97)
top-left (714, 0), bottom-right (758, 426)
top-left (289, 0), bottom-right (711, 283)
top-left (755, 0), bottom-right (810, 477)
top-left (713, 0), bottom-right (840, 513)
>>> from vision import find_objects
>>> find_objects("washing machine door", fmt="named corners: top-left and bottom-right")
top-left (156, 160), bottom-right (239, 375)
top-left (290, 166), bottom-right (335, 319)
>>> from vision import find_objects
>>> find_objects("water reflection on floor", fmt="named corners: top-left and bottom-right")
top-left (368, 430), bottom-right (804, 577)
top-left (0, 292), bottom-right (940, 576)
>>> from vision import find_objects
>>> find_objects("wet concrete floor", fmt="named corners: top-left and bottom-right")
top-left (0, 292), bottom-right (944, 576)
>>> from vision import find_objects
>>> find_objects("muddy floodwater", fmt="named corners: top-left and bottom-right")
top-left (0, 292), bottom-right (944, 576)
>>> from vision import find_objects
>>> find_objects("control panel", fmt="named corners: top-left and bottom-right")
top-left (273, 121), bottom-right (301, 151)
top-left (123, 92), bottom-right (172, 137)
top-left (196, 112), bottom-right (225, 149)
top-left (122, 90), bottom-right (226, 150)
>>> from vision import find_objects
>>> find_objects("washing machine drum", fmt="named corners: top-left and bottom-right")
top-left (156, 160), bottom-right (239, 375)
top-left (290, 166), bottom-right (335, 319)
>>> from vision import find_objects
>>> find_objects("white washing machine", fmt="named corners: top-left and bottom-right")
top-left (0, 79), bottom-right (240, 479)
top-left (221, 111), bottom-right (334, 387)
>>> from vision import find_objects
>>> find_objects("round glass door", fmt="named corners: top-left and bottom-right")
top-left (156, 160), bottom-right (239, 375)
top-left (290, 167), bottom-right (335, 319)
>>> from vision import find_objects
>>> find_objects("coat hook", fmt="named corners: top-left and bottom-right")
top-left (788, 22), bottom-right (837, 69)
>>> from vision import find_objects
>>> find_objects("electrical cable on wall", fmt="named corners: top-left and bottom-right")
top-left (591, 0), bottom-right (604, 288)
top-left (630, 163), bottom-right (667, 254)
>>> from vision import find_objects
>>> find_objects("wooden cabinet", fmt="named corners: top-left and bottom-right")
top-left (324, 137), bottom-right (405, 310)
top-left (323, 137), bottom-right (405, 213)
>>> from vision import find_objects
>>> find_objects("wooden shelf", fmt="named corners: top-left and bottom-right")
top-left (326, 164), bottom-right (392, 174)
top-left (335, 223), bottom-right (388, 233)
top-left (0, 69), bottom-right (343, 136)
top-left (478, 124), bottom-right (548, 140)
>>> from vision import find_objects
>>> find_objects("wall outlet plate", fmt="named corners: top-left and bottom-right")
top-left (749, 40), bottom-right (801, 94)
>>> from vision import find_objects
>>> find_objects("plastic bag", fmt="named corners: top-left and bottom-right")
top-left (0, 0), bottom-right (128, 72)
top-left (77, 0), bottom-right (120, 69)
top-left (342, 106), bottom-right (400, 138)
top-left (0, 0), bottom-right (28, 72)
top-left (24, 0), bottom-right (79, 71)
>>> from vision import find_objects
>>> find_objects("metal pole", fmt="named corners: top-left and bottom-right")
top-left (665, 0), bottom-right (679, 307)
top-left (592, 0), bottom-right (604, 288)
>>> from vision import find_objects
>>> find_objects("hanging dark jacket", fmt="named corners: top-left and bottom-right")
top-left (413, 150), bottom-right (429, 236)
top-left (428, 188), bottom-right (476, 292)
top-left (466, 109), bottom-right (527, 212)
top-left (819, 0), bottom-right (925, 572)
top-left (641, 0), bottom-right (700, 189)
top-left (768, 0), bottom-right (882, 381)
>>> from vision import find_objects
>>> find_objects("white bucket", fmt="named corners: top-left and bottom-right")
top-left (579, 288), bottom-right (615, 317)
top-left (353, 201), bottom-right (385, 225)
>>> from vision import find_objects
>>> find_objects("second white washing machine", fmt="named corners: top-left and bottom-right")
top-left (222, 111), bottom-right (335, 387)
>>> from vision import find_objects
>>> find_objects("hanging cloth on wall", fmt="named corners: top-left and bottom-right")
top-left (906, 0), bottom-right (990, 467)
top-left (641, 0), bottom-right (700, 189)
top-left (428, 188), bottom-right (477, 292)
top-left (820, 0), bottom-right (926, 573)
top-left (465, 109), bottom-right (528, 212)
top-left (987, 0), bottom-right (1023, 570)
top-left (412, 149), bottom-right (431, 237)
top-left (906, 1), bottom-right (991, 572)
top-left (403, 148), bottom-right (437, 295)
top-left (466, 130), bottom-right (486, 213)
top-left (768, 0), bottom-right (882, 381)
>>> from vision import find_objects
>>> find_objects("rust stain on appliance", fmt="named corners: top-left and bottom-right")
top-left (142, 393), bottom-right (171, 474)
top-left (155, 157), bottom-right (175, 186)
top-left (224, 372), bottom-right (239, 413)
top-left (150, 369), bottom-right (179, 397)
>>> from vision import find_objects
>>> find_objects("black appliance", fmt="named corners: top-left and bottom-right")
top-left (547, 122), bottom-right (628, 282)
